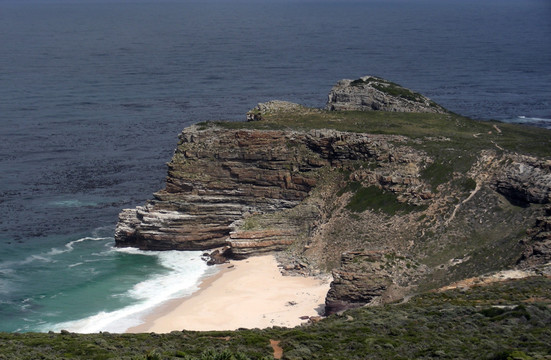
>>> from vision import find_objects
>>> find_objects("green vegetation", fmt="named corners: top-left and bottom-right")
top-left (336, 180), bottom-right (362, 196)
top-left (241, 216), bottom-right (261, 231)
top-left (343, 76), bottom-right (432, 103)
top-left (371, 82), bottom-right (425, 103)
top-left (420, 161), bottom-right (455, 189)
top-left (278, 277), bottom-right (551, 359)
top-left (348, 76), bottom-right (396, 87)
top-left (457, 177), bottom-right (478, 192)
top-left (198, 110), bottom-right (550, 159)
top-left (339, 182), bottom-right (423, 215)
top-left (349, 77), bottom-right (375, 87)
top-left (1, 277), bottom-right (549, 359)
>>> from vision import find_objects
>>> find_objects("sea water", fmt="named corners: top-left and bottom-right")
top-left (0, 226), bottom-right (216, 332)
top-left (1, 0), bottom-right (550, 333)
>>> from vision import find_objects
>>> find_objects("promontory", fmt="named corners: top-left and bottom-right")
top-left (5, 76), bottom-right (551, 360)
top-left (114, 76), bottom-right (551, 315)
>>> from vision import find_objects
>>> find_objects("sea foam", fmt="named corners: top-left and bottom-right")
top-left (42, 249), bottom-right (215, 333)
top-left (504, 116), bottom-right (551, 129)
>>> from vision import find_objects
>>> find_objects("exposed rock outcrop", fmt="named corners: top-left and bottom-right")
top-left (246, 100), bottom-right (305, 121)
top-left (518, 205), bottom-right (551, 267)
top-left (493, 155), bottom-right (551, 205)
top-left (326, 76), bottom-right (447, 113)
top-left (325, 251), bottom-right (428, 315)
top-left (203, 247), bottom-right (232, 265)
top-left (115, 121), bottom-right (550, 306)
top-left (115, 127), bottom-right (321, 251)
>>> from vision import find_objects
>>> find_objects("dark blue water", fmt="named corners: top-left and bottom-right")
top-left (1, 0), bottom-right (550, 333)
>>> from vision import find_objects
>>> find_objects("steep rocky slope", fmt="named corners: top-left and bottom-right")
top-left (116, 76), bottom-right (551, 314)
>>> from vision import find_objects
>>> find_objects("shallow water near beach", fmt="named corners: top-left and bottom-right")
top-left (0, 0), bottom-right (550, 332)
top-left (0, 225), bottom-right (215, 332)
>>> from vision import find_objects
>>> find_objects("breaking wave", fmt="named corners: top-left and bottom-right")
top-left (40, 249), bottom-right (215, 333)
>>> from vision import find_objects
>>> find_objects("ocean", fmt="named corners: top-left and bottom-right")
top-left (0, 0), bottom-right (550, 333)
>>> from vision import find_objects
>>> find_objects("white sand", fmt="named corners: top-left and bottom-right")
top-left (128, 255), bottom-right (331, 333)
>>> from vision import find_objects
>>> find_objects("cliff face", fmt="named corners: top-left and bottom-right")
top-left (115, 128), bottom-right (319, 251)
top-left (324, 251), bottom-right (429, 314)
top-left (115, 126), bottom-right (416, 254)
top-left (116, 77), bottom-right (551, 313)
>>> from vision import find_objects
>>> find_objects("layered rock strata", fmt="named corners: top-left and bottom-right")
top-left (115, 126), bottom-right (416, 253)
top-left (116, 127), bottom-right (318, 250)
top-left (115, 122), bottom-right (550, 267)
top-left (326, 75), bottom-right (447, 113)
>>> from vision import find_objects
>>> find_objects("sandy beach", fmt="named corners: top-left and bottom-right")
top-left (128, 255), bottom-right (331, 333)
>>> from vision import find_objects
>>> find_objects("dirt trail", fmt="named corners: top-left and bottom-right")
top-left (445, 182), bottom-right (481, 226)
top-left (270, 339), bottom-right (283, 359)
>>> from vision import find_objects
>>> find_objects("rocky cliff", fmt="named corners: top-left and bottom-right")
top-left (115, 128), bottom-right (319, 251)
top-left (114, 126), bottom-right (415, 254)
top-left (116, 76), bottom-right (551, 314)
top-left (326, 75), bottom-right (447, 113)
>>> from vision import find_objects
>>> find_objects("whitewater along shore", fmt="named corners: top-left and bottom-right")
top-left (127, 255), bottom-right (331, 332)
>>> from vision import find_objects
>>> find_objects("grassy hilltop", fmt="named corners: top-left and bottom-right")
top-left (208, 108), bottom-right (550, 158)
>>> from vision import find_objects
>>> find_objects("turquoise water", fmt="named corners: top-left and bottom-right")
top-left (1, 0), bottom-right (549, 333)
top-left (0, 225), bottom-right (214, 333)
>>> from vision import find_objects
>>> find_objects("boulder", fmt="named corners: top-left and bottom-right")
top-left (206, 247), bottom-right (232, 265)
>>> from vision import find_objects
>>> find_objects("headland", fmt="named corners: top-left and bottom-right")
top-left (3, 76), bottom-right (551, 359)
